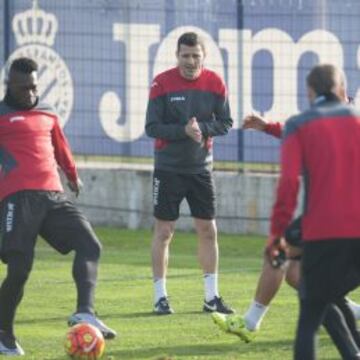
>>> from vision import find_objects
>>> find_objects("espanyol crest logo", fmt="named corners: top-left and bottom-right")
top-left (0, 0), bottom-right (73, 127)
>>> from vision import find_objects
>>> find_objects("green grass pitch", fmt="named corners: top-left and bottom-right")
top-left (1, 227), bottom-right (357, 359)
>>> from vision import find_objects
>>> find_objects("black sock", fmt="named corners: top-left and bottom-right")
top-left (73, 254), bottom-right (98, 314)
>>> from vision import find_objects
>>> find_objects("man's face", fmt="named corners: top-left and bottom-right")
top-left (7, 70), bottom-right (38, 109)
top-left (176, 44), bottom-right (205, 80)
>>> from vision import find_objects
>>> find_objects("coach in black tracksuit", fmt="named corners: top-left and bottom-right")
top-left (145, 32), bottom-right (234, 315)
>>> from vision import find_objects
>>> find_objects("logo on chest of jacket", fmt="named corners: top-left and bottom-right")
top-left (9, 116), bottom-right (25, 123)
top-left (170, 96), bottom-right (186, 102)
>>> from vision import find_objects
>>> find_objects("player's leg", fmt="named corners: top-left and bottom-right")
top-left (39, 192), bottom-right (116, 339)
top-left (212, 216), bottom-right (301, 339)
top-left (0, 252), bottom-right (34, 356)
top-left (297, 239), bottom-right (360, 359)
top-left (294, 298), bottom-right (328, 360)
top-left (152, 219), bottom-right (176, 314)
top-left (284, 216), bottom-right (303, 289)
top-left (295, 236), bottom-right (360, 354)
top-left (151, 170), bottom-right (185, 314)
top-left (341, 299), bottom-right (360, 345)
top-left (240, 251), bottom-right (298, 336)
top-left (244, 218), bottom-right (302, 330)
top-left (290, 241), bottom-right (360, 357)
top-left (194, 218), bottom-right (218, 297)
top-left (285, 217), bottom-right (360, 319)
top-left (188, 171), bottom-right (233, 314)
top-left (284, 258), bottom-right (301, 288)
top-left (285, 219), bottom-right (360, 329)
top-left (341, 300), bottom-right (360, 347)
top-left (296, 300), bottom-right (360, 360)
top-left (212, 253), bottom-right (284, 342)
top-left (0, 191), bottom-right (44, 355)
top-left (323, 300), bottom-right (360, 358)
top-left (347, 239), bottom-right (360, 320)
top-left (327, 242), bottom-right (360, 351)
top-left (284, 224), bottom-right (360, 356)
top-left (244, 255), bottom-right (284, 330)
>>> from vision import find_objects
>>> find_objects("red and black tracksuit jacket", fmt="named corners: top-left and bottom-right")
top-left (270, 98), bottom-right (360, 242)
top-left (0, 100), bottom-right (77, 200)
top-left (145, 67), bottom-right (233, 174)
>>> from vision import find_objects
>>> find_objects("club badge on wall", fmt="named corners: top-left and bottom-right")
top-left (0, 0), bottom-right (74, 127)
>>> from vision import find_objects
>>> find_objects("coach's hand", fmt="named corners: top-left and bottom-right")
top-left (67, 178), bottom-right (83, 197)
top-left (185, 117), bottom-right (202, 143)
top-left (266, 237), bottom-right (287, 269)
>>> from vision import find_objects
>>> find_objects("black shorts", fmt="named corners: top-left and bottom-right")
top-left (153, 170), bottom-right (216, 221)
top-left (299, 239), bottom-right (360, 302)
top-left (0, 190), bottom-right (101, 263)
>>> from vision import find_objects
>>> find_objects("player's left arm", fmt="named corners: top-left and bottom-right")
top-left (243, 114), bottom-right (283, 139)
top-left (51, 117), bottom-right (81, 196)
top-left (198, 78), bottom-right (233, 137)
top-left (268, 120), bottom-right (303, 257)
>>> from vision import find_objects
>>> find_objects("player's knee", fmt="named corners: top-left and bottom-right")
top-left (90, 239), bottom-right (102, 260)
top-left (6, 253), bottom-right (33, 286)
top-left (76, 235), bottom-right (102, 261)
top-left (285, 261), bottom-right (300, 289)
top-left (155, 222), bottom-right (175, 244)
top-left (285, 272), bottom-right (295, 287)
top-left (195, 219), bottom-right (217, 240)
top-left (8, 264), bottom-right (31, 286)
top-left (88, 239), bottom-right (101, 260)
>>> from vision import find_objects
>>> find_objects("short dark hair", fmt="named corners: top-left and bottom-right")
top-left (9, 57), bottom-right (38, 74)
top-left (177, 32), bottom-right (206, 53)
top-left (306, 64), bottom-right (344, 96)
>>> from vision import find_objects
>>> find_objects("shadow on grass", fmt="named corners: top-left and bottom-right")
top-left (105, 340), bottom-right (294, 359)
top-left (112, 342), bottom-right (341, 360)
top-left (108, 311), bottom-right (157, 319)
top-left (17, 315), bottom-right (66, 325)
top-left (16, 310), bottom-right (168, 324)
top-left (99, 309), bottom-right (210, 319)
top-left (22, 339), bottom-right (342, 360)
top-left (44, 340), bottom-right (293, 360)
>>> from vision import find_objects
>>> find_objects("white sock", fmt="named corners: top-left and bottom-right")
top-left (154, 278), bottom-right (167, 304)
top-left (244, 301), bottom-right (269, 331)
top-left (204, 273), bottom-right (219, 302)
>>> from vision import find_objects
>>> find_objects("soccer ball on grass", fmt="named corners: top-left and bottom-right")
top-left (65, 323), bottom-right (105, 359)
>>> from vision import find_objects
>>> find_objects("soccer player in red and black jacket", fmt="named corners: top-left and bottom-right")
top-left (268, 64), bottom-right (360, 360)
top-left (145, 32), bottom-right (234, 315)
top-left (0, 58), bottom-right (116, 355)
top-left (220, 106), bottom-right (360, 357)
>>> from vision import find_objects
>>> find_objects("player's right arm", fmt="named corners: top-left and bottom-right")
top-left (51, 117), bottom-right (83, 196)
top-left (145, 78), bottom-right (188, 141)
top-left (243, 114), bottom-right (283, 139)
